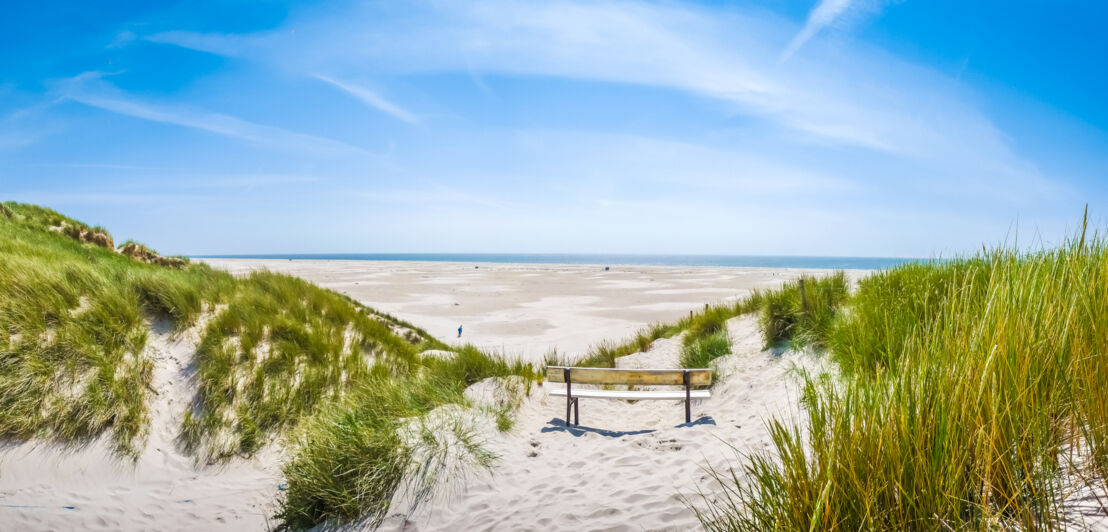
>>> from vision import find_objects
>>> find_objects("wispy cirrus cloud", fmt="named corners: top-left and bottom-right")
top-left (781, 0), bottom-right (855, 62)
top-left (0, 92), bottom-right (64, 149)
top-left (780, 0), bottom-right (897, 62)
top-left (144, 30), bottom-right (250, 56)
top-left (143, 0), bottom-right (1049, 195)
top-left (507, 130), bottom-right (858, 195)
top-left (0, 131), bottom-right (38, 149)
top-left (29, 162), bottom-right (190, 171)
top-left (54, 72), bottom-right (369, 156)
top-left (312, 75), bottom-right (419, 124)
top-left (361, 185), bottom-right (514, 210)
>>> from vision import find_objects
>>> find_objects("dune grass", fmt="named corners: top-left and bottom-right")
top-left (0, 203), bottom-right (233, 455)
top-left (277, 349), bottom-right (535, 529)
top-left (569, 273), bottom-right (846, 371)
top-left (1, 201), bottom-right (447, 459)
top-left (678, 305), bottom-right (734, 368)
top-left (697, 217), bottom-right (1108, 530)
top-left (680, 331), bottom-right (733, 369)
top-left (756, 270), bottom-right (849, 349)
top-left (570, 307), bottom-right (733, 368)
top-left (181, 270), bottom-right (448, 460)
top-left (2, 201), bottom-right (539, 530)
top-left (570, 321), bottom-right (688, 368)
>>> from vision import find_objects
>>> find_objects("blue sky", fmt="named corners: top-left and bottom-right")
top-left (1, 0), bottom-right (1106, 257)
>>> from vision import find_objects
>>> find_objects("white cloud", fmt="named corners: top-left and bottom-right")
top-left (108, 30), bottom-right (137, 49)
top-left (313, 75), bottom-right (419, 124)
top-left (781, 0), bottom-right (856, 62)
top-left (362, 185), bottom-right (512, 210)
top-left (145, 30), bottom-right (249, 56)
top-left (30, 162), bottom-right (189, 171)
top-left (125, 0), bottom-right (1075, 254)
top-left (55, 73), bottom-right (368, 156)
top-left (506, 130), bottom-right (858, 195)
top-left (142, 1), bottom-right (1016, 166)
top-left (294, 1), bottom-right (1041, 195)
top-left (0, 131), bottom-right (37, 149)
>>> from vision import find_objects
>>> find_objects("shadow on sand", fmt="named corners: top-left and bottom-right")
top-left (540, 416), bottom-right (715, 438)
top-left (675, 416), bottom-right (716, 428)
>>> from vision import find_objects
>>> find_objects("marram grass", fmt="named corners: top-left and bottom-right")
top-left (568, 272), bottom-right (845, 370)
top-left (680, 331), bottom-right (733, 369)
top-left (0, 201), bottom-right (536, 529)
top-left (278, 349), bottom-right (532, 530)
top-left (0, 201), bottom-right (439, 459)
top-left (697, 219), bottom-right (1108, 531)
top-left (0, 202), bottom-right (226, 456)
top-left (757, 271), bottom-right (849, 349)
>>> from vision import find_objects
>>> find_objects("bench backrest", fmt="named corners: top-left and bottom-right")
top-left (546, 366), bottom-right (712, 386)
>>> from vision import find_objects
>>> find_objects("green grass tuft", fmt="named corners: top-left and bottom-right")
top-left (679, 331), bottom-right (732, 369)
top-left (757, 271), bottom-right (849, 349)
top-left (277, 348), bottom-right (535, 529)
top-left (697, 218), bottom-right (1108, 531)
top-left (566, 273), bottom-right (848, 371)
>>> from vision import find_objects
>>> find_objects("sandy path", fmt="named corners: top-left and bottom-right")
top-left (201, 259), bottom-right (861, 362)
top-left (381, 315), bottom-right (826, 531)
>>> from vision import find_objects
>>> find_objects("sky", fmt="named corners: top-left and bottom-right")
top-left (1, 0), bottom-right (1106, 257)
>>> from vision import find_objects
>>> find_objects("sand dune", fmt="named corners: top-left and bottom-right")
top-left (0, 319), bottom-right (282, 531)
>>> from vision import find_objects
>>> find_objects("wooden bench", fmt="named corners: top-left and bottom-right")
top-left (546, 366), bottom-right (712, 425)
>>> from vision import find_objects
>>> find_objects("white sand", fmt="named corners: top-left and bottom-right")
top-left (200, 259), bottom-right (863, 361)
top-left (2, 260), bottom-right (851, 531)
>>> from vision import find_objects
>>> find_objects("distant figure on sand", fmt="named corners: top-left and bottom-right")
top-left (458, 325), bottom-right (463, 338)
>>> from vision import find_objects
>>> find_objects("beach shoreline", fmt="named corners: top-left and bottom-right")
top-left (192, 253), bottom-right (919, 270)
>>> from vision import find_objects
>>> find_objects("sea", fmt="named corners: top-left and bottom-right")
top-left (194, 253), bottom-right (931, 270)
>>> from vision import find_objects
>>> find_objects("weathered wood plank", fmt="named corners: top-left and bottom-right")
top-left (545, 366), bottom-right (712, 386)
top-left (549, 388), bottom-right (711, 400)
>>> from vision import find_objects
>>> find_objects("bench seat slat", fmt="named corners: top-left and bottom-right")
top-left (546, 366), bottom-right (712, 386)
top-left (549, 387), bottom-right (711, 401)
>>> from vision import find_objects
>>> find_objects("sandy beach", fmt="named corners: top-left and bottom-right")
top-left (200, 259), bottom-right (864, 362)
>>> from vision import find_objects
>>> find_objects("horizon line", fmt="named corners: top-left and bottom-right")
top-left (192, 251), bottom-right (933, 259)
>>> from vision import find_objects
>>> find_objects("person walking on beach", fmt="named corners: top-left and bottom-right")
top-left (458, 324), bottom-right (463, 338)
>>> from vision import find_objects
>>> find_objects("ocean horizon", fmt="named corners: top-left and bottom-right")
top-left (194, 253), bottom-right (933, 270)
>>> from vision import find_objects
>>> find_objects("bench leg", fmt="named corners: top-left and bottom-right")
top-left (684, 370), bottom-right (692, 424)
top-left (565, 397), bottom-right (579, 426)
top-left (564, 367), bottom-right (576, 426)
